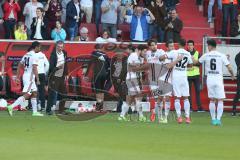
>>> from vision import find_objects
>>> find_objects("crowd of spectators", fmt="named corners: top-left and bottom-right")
top-left (0, 0), bottom-right (183, 42)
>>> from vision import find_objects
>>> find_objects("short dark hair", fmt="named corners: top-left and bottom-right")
top-left (56, 40), bottom-right (64, 45)
top-left (178, 38), bottom-right (186, 47)
top-left (207, 39), bottom-right (217, 48)
top-left (137, 44), bottom-right (148, 51)
top-left (187, 40), bottom-right (194, 45)
top-left (147, 39), bottom-right (157, 46)
top-left (31, 41), bottom-right (41, 49)
top-left (37, 7), bottom-right (44, 13)
top-left (127, 43), bottom-right (135, 52)
top-left (165, 39), bottom-right (174, 47)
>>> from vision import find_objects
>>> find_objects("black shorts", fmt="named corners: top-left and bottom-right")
top-left (93, 75), bottom-right (107, 93)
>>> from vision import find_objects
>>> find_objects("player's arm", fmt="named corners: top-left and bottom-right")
top-left (130, 63), bottom-right (150, 72)
top-left (16, 62), bottom-right (24, 83)
top-left (33, 64), bottom-right (40, 85)
top-left (165, 54), bottom-right (183, 69)
top-left (226, 64), bottom-right (235, 80)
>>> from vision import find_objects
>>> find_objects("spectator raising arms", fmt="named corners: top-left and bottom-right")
top-left (65, 0), bottom-right (81, 41)
top-left (3, 0), bottom-right (21, 39)
top-left (14, 21), bottom-right (27, 40)
top-left (45, 0), bottom-right (62, 30)
top-left (165, 9), bottom-right (183, 42)
top-left (51, 20), bottom-right (67, 41)
top-left (23, 0), bottom-right (43, 38)
top-left (125, 5), bottom-right (155, 42)
top-left (101, 0), bottom-right (120, 38)
top-left (31, 7), bottom-right (48, 40)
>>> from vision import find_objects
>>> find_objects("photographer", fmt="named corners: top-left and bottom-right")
top-left (125, 4), bottom-right (155, 42)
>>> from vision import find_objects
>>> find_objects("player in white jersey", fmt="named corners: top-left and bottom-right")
top-left (166, 39), bottom-right (193, 124)
top-left (7, 41), bottom-right (43, 116)
top-left (118, 45), bottom-right (148, 122)
top-left (194, 39), bottom-right (235, 125)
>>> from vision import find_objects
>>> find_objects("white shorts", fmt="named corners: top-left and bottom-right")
top-left (172, 77), bottom-right (189, 97)
top-left (22, 74), bottom-right (37, 94)
top-left (126, 78), bottom-right (141, 96)
top-left (207, 77), bottom-right (225, 99)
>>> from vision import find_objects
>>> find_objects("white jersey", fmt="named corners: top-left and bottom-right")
top-left (167, 48), bottom-right (193, 78)
top-left (35, 52), bottom-right (49, 74)
top-left (145, 49), bottom-right (165, 64)
top-left (199, 50), bottom-right (230, 78)
top-left (159, 52), bottom-right (173, 84)
top-left (20, 51), bottom-right (38, 79)
top-left (126, 52), bottom-right (143, 80)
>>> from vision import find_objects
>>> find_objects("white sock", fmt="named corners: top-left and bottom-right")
top-left (209, 101), bottom-right (216, 120)
top-left (120, 102), bottom-right (129, 117)
top-left (31, 98), bottom-right (38, 113)
top-left (158, 102), bottom-right (163, 119)
top-left (136, 100), bottom-right (144, 117)
top-left (217, 101), bottom-right (224, 120)
top-left (174, 99), bottom-right (181, 118)
top-left (11, 96), bottom-right (25, 108)
top-left (165, 101), bottom-right (170, 118)
top-left (184, 99), bottom-right (190, 118)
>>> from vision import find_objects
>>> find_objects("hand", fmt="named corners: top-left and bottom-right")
top-left (36, 79), bottom-right (40, 85)
top-left (151, 1), bottom-right (154, 7)
top-left (15, 78), bottom-right (20, 84)
top-left (231, 75), bottom-right (236, 80)
top-left (157, 1), bottom-right (164, 7)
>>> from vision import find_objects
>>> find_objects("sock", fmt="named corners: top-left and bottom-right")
top-left (136, 100), bottom-right (143, 117)
top-left (217, 101), bottom-right (224, 120)
top-left (209, 101), bottom-right (216, 120)
top-left (184, 99), bottom-right (190, 118)
top-left (158, 102), bottom-right (163, 119)
top-left (174, 99), bottom-right (181, 118)
top-left (165, 101), bottom-right (170, 118)
top-left (154, 102), bottom-right (158, 115)
top-left (120, 102), bottom-right (129, 117)
top-left (31, 98), bottom-right (37, 113)
top-left (11, 96), bottom-right (25, 109)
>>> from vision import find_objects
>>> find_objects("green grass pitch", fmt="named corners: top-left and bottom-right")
top-left (0, 112), bottom-right (239, 160)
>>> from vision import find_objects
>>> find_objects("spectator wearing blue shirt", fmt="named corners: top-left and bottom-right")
top-left (51, 21), bottom-right (67, 41)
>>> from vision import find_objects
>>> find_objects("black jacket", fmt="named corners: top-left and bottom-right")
top-left (48, 49), bottom-right (68, 77)
top-left (30, 17), bottom-right (48, 40)
top-left (235, 52), bottom-right (240, 74)
top-left (65, 0), bottom-right (81, 28)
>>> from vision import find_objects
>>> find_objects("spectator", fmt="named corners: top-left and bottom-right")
top-left (0, 0), bottom-right (4, 24)
top-left (164, 0), bottom-right (177, 11)
top-left (74, 27), bottom-right (89, 41)
top-left (230, 12), bottom-right (240, 44)
top-left (222, 0), bottom-right (238, 37)
top-left (45, 0), bottom-right (62, 30)
top-left (80, 0), bottom-right (93, 23)
top-left (101, 0), bottom-right (120, 38)
top-left (96, 29), bottom-right (117, 42)
top-left (187, 40), bottom-right (203, 112)
top-left (208, 0), bottom-right (222, 23)
top-left (65, 0), bottom-right (81, 41)
top-left (31, 7), bottom-right (48, 40)
top-left (23, 0), bottom-right (43, 39)
top-left (3, 0), bottom-right (21, 39)
top-left (46, 40), bottom-right (68, 115)
top-left (148, 0), bottom-right (167, 42)
top-left (125, 5), bottom-right (155, 42)
top-left (61, 0), bottom-right (71, 23)
top-left (94, 0), bottom-right (103, 35)
top-left (14, 21), bottom-right (27, 40)
top-left (165, 9), bottom-right (183, 42)
top-left (118, 0), bottom-right (136, 24)
top-left (51, 20), bottom-right (67, 41)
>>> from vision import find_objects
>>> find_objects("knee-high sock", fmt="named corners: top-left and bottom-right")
top-left (11, 96), bottom-right (25, 109)
top-left (120, 102), bottom-right (129, 117)
top-left (165, 101), bottom-right (170, 118)
top-left (217, 101), bottom-right (224, 120)
top-left (209, 101), bottom-right (216, 120)
top-left (136, 100), bottom-right (143, 117)
top-left (184, 99), bottom-right (190, 118)
top-left (158, 102), bottom-right (163, 119)
top-left (31, 98), bottom-right (37, 113)
top-left (174, 99), bottom-right (181, 118)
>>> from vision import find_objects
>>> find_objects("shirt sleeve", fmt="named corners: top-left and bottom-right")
top-left (198, 54), bottom-right (205, 64)
top-left (20, 55), bottom-right (25, 64)
top-left (222, 54), bottom-right (230, 66)
top-left (32, 54), bottom-right (39, 66)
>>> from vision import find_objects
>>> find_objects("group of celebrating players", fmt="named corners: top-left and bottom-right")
top-left (118, 38), bottom-right (235, 126)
